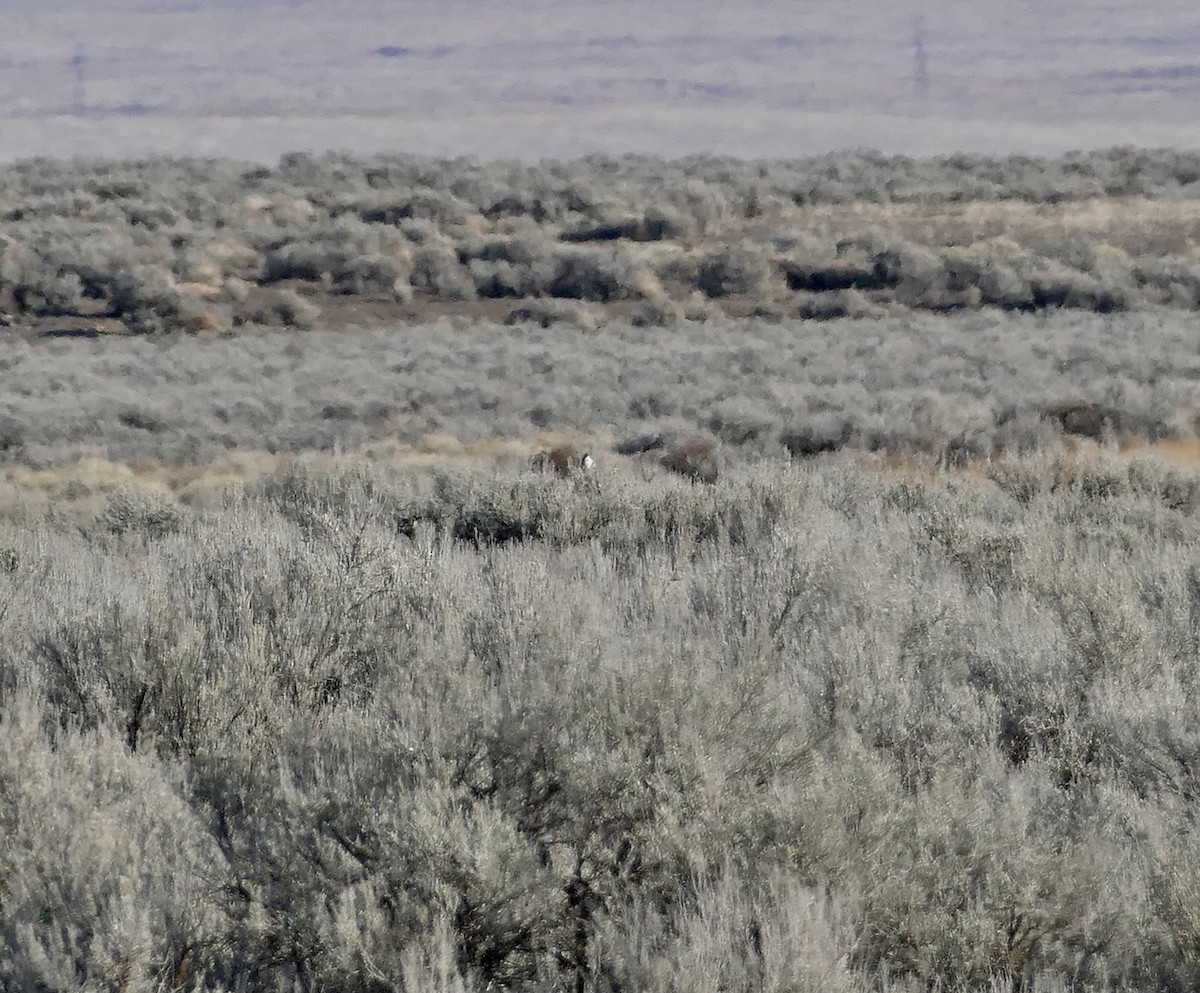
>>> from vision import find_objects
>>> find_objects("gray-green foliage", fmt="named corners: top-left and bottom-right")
top-left (0, 700), bottom-right (226, 991)
top-left (4, 451), bottom-right (1200, 989)
top-left (0, 311), bottom-right (1196, 468)
top-left (4, 148), bottom-right (1200, 331)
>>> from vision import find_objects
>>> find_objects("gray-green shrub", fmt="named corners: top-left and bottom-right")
top-left (3, 451), bottom-right (1200, 989)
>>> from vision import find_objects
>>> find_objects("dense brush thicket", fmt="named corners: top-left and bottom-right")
top-left (3, 147), bottom-right (1200, 332)
top-left (5, 452), bottom-right (1200, 991)
top-left (0, 311), bottom-right (1196, 469)
top-left (6, 146), bottom-right (1200, 991)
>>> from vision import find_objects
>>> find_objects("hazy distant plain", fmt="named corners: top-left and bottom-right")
top-left (3, 0), bottom-right (1199, 160)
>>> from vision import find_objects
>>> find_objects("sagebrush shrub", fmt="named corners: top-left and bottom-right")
top-left (241, 286), bottom-right (320, 328)
top-left (697, 242), bottom-right (774, 298)
top-left (1, 453), bottom-right (1200, 989)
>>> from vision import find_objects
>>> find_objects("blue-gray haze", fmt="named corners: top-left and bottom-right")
top-left (3, 0), bottom-right (1199, 160)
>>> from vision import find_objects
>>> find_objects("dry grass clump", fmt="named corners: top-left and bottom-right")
top-left (239, 285), bottom-right (320, 329)
top-left (4, 453), bottom-right (1200, 989)
top-left (659, 434), bottom-right (723, 483)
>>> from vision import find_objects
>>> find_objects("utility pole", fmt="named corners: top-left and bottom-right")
top-left (70, 43), bottom-right (87, 115)
top-left (912, 16), bottom-right (930, 104)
